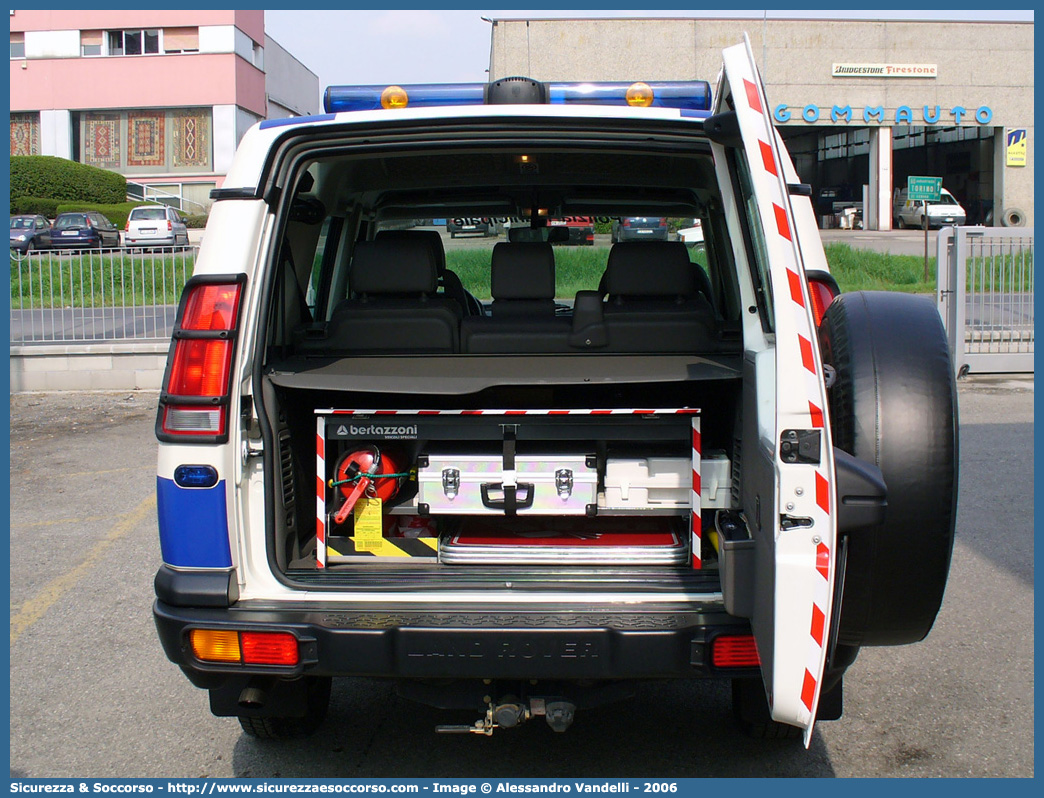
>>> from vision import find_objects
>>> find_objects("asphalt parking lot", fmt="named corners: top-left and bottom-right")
top-left (8, 376), bottom-right (1034, 778)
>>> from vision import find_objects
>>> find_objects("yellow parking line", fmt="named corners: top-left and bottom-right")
top-left (17, 514), bottom-right (116, 529)
top-left (61, 467), bottom-right (136, 478)
top-left (10, 496), bottom-right (156, 645)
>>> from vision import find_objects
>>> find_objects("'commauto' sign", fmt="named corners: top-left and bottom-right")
top-left (832, 63), bottom-right (938, 78)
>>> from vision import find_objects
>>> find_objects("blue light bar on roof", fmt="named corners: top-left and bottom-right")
top-left (548, 81), bottom-right (712, 111)
top-left (323, 80), bottom-right (713, 114)
top-left (324, 83), bottom-right (486, 113)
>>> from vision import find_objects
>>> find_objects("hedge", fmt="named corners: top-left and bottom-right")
top-left (53, 201), bottom-right (144, 229)
top-left (10, 156), bottom-right (127, 204)
top-left (11, 196), bottom-right (62, 218)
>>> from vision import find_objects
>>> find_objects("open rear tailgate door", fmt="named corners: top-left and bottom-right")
top-left (711, 38), bottom-right (839, 745)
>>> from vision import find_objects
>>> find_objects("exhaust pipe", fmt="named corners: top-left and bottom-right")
top-left (238, 677), bottom-right (274, 709)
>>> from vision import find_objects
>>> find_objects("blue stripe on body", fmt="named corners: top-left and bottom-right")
top-left (157, 477), bottom-right (233, 568)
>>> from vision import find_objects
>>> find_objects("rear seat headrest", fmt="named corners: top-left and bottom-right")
top-left (375, 228), bottom-right (447, 276)
top-left (604, 241), bottom-right (695, 297)
top-left (490, 242), bottom-right (556, 300)
top-left (350, 239), bottom-right (438, 295)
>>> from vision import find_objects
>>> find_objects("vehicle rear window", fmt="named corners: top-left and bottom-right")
top-left (131, 208), bottom-right (167, 220)
top-left (53, 214), bottom-right (88, 228)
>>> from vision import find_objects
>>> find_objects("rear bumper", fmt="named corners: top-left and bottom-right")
top-left (618, 230), bottom-right (668, 241)
top-left (51, 237), bottom-right (100, 248)
top-left (127, 235), bottom-right (177, 246)
top-left (154, 588), bottom-right (752, 685)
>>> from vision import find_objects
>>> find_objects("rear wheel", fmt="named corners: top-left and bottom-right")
top-left (819, 291), bottom-right (958, 646)
top-left (237, 676), bottom-right (332, 739)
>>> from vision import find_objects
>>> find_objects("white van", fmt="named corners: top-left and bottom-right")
top-left (893, 187), bottom-right (966, 229)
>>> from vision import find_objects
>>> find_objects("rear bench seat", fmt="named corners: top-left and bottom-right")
top-left (461, 242), bottom-right (571, 353)
top-left (600, 241), bottom-right (718, 353)
top-left (297, 237), bottom-right (463, 354)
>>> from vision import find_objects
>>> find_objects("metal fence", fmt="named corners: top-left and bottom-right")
top-left (936, 227), bottom-right (1034, 375)
top-left (10, 246), bottom-right (197, 344)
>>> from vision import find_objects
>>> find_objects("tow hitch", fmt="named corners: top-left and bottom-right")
top-left (436, 696), bottom-right (577, 735)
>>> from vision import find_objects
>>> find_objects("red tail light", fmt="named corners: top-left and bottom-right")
top-left (167, 219), bottom-right (173, 232)
top-left (84, 217), bottom-right (93, 228)
top-left (805, 270), bottom-right (840, 326)
top-left (167, 339), bottom-right (233, 397)
top-left (712, 634), bottom-right (761, 668)
top-left (622, 218), bottom-right (632, 227)
top-left (124, 220), bottom-right (130, 232)
top-left (241, 632), bottom-right (300, 666)
top-left (158, 276), bottom-right (245, 442)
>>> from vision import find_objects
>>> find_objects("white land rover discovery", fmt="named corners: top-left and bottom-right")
top-left (153, 42), bottom-right (958, 745)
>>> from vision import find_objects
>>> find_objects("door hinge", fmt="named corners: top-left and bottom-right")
top-left (780, 429), bottom-right (821, 465)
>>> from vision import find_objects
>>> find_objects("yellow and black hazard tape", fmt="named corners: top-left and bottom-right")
top-left (327, 536), bottom-right (439, 559)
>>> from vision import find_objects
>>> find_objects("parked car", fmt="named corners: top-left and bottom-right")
top-left (50, 211), bottom-right (121, 249)
top-left (548, 216), bottom-right (595, 245)
top-left (893, 187), bottom-right (967, 229)
top-left (611, 216), bottom-right (668, 242)
top-left (152, 44), bottom-right (958, 744)
top-left (9, 214), bottom-right (52, 254)
top-left (125, 205), bottom-right (190, 248)
top-left (676, 217), bottom-right (705, 248)
top-left (446, 217), bottom-right (493, 238)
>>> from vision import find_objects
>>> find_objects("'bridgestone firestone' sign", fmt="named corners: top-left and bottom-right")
top-left (832, 63), bottom-right (938, 78)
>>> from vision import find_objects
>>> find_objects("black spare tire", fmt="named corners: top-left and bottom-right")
top-left (819, 291), bottom-right (958, 646)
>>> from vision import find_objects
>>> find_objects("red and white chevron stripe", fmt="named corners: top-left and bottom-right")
top-left (318, 408), bottom-right (700, 416)
top-left (316, 416), bottom-right (327, 569)
top-left (691, 416), bottom-right (702, 569)
top-left (724, 40), bottom-right (836, 738)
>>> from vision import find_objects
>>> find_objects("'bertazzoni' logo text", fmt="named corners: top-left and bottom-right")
top-left (346, 423), bottom-right (419, 439)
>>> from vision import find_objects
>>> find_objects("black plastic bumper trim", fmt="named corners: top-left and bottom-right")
top-left (154, 566), bottom-right (238, 608)
top-left (154, 600), bottom-right (751, 683)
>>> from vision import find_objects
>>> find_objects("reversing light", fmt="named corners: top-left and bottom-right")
top-left (380, 85), bottom-right (409, 109)
top-left (712, 634), bottom-right (761, 668)
top-left (625, 82), bottom-right (654, 107)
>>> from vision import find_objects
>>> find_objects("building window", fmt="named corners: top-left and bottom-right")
top-left (83, 113), bottom-right (121, 168)
top-left (171, 109), bottom-right (211, 168)
top-left (106, 29), bottom-right (160, 56)
top-left (127, 111), bottom-right (166, 167)
top-left (163, 27), bottom-right (199, 53)
top-left (10, 32), bottom-right (25, 59)
top-left (81, 30), bottom-right (103, 56)
top-left (10, 112), bottom-right (39, 156)
top-left (75, 108), bottom-right (212, 173)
